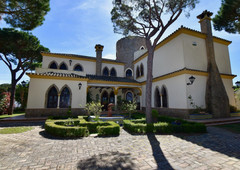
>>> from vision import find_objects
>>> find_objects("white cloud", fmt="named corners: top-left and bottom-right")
top-left (71, 0), bottom-right (113, 13)
top-left (103, 53), bottom-right (116, 60)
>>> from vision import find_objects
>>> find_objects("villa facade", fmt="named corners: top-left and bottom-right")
top-left (26, 13), bottom-right (236, 118)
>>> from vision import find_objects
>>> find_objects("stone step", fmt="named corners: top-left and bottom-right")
top-left (206, 120), bottom-right (240, 126)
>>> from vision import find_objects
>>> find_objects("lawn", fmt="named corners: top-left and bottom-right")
top-left (215, 123), bottom-right (240, 134)
top-left (0, 127), bottom-right (33, 134)
top-left (0, 113), bottom-right (25, 120)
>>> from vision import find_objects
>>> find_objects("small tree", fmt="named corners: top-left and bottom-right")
top-left (123, 100), bottom-right (137, 119)
top-left (213, 0), bottom-right (240, 34)
top-left (15, 81), bottom-right (28, 110)
top-left (0, 28), bottom-right (49, 115)
top-left (111, 0), bottom-right (198, 123)
top-left (0, 0), bottom-right (50, 30)
top-left (85, 101), bottom-right (103, 120)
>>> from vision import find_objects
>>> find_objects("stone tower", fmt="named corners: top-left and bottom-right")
top-left (116, 36), bottom-right (146, 70)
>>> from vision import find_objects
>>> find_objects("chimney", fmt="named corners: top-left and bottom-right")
top-left (197, 10), bottom-right (230, 118)
top-left (95, 44), bottom-right (104, 76)
top-left (197, 10), bottom-right (213, 35)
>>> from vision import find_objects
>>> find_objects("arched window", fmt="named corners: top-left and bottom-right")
top-left (60, 87), bottom-right (71, 108)
top-left (74, 64), bottom-right (83, 71)
top-left (155, 87), bottom-right (161, 107)
top-left (140, 63), bottom-right (144, 76)
top-left (109, 91), bottom-right (115, 103)
top-left (103, 67), bottom-right (109, 76)
top-left (49, 62), bottom-right (57, 69)
top-left (110, 68), bottom-right (117, 77)
top-left (59, 63), bottom-right (67, 70)
top-left (126, 92), bottom-right (133, 102)
top-left (47, 86), bottom-right (58, 108)
top-left (136, 66), bottom-right (140, 78)
top-left (162, 86), bottom-right (168, 108)
top-left (126, 69), bottom-right (132, 77)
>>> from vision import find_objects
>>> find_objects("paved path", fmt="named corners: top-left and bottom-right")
top-left (0, 123), bottom-right (240, 170)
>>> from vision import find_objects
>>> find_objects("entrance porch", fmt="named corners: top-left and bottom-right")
top-left (87, 85), bottom-right (142, 111)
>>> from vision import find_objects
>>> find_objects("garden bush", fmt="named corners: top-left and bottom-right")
top-left (123, 116), bottom-right (206, 134)
top-left (45, 116), bottom-right (120, 138)
top-left (45, 119), bottom-right (89, 138)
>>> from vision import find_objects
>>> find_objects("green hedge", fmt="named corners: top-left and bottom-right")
top-left (45, 117), bottom-right (120, 138)
top-left (123, 117), bottom-right (206, 134)
top-left (45, 119), bottom-right (89, 137)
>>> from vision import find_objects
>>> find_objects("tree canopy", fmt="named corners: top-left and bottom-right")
top-left (0, 0), bottom-right (50, 30)
top-left (111, 0), bottom-right (198, 123)
top-left (0, 28), bottom-right (49, 114)
top-left (213, 0), bottom-right (240, 34)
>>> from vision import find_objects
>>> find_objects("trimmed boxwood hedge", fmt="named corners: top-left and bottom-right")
top-left (123, 116), bottom-right (206, 134)
top-left (45, 116), bottom-right (120, 138)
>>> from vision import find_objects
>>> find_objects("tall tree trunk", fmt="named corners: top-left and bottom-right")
top-left (8, 72), bottom-right (16, 115)
top-left (145, 44), bottom-right (154, 124)
top-left (205, 33), bottom-right (230, 118)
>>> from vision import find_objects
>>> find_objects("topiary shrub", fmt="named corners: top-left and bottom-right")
top-left (45, 119), bottom-right (89, 138)
top-left (123, 116), bottom-right (207, 134)
top-left (45, 117), bottom-right (120, 137)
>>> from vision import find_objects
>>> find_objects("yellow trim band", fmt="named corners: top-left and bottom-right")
top-left (140, 69), bottom-right (236, 85)
top-left (88, 79), bottom-right (141, 86)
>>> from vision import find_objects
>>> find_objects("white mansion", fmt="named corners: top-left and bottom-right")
top-left (26, 12), bottom-right (236, 118)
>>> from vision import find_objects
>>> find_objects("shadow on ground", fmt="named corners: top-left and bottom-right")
top-left (77, 151), bottom-right (135, 170)
top-left (147, 133), bottom-right (174, 170)
top-left (174, 126), bottom-right (240, 160)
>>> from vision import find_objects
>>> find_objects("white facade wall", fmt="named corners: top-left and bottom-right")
top-left (101, 63), bottom-right (125, 77)
top-left (150, 75), bottom-right (188, 109)
top-left (182, 34), bottom-right (208, 71)
top-left (27, 78), bottom-right (87, 109)
top-left (42, 56), bottom-right (96, 75)
top-left (134, 57), bottom-right (147, 81)
top-left (214, 42), bottom-right (232, 74)
top-left (134, 36), bottom-right (185, 82)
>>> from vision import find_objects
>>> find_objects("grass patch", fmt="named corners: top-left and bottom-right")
top-left (0, 127), bottom-right (33, 134)
top-left (215, 123), bottom-right (240, 134)
top-left (0, 113), bottom-right (25, 120)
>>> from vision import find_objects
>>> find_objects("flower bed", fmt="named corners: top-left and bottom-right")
top-left (45, 116), bottom-right (120, 138)
top-left (123, 116), bottom-right (206, 134)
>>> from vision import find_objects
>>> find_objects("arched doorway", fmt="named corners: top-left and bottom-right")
top-left (101, 91), bottom-right (109, 111)
top-left (155, 87), bottom-right (161, 107)
top-left (162, 86), bottom-right (168, 108)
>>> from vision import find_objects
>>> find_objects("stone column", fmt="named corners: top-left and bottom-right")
top-left (114, 89), bottom-right (118, 110)
top-left (57, 94), bottom-right (61, 108)
top-left (95, 44), bottom-right (104, 76)
top-left (160, 94), bottom-right (163, 108)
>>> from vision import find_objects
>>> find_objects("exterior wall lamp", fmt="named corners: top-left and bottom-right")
top-left (78, 82), bottom-right (82, 90)
top-left (187, 76), bottom-right (196, 85)
top-left (69, 60), bottom-right (72, 66)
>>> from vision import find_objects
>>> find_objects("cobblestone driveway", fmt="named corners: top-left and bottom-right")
top-left (0, 123), bottom-right (240, 170)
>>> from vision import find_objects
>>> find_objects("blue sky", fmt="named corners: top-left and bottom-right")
top-left (0, 0), bottom-right (239, 85)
